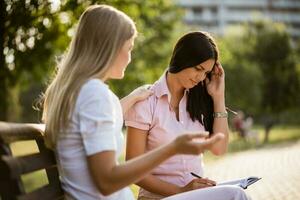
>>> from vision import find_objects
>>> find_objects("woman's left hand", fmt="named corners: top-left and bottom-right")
top-left (129, 84), bottom-right (153, 102)
top-left (206, 62), bottom-right (225, 100)
top-left (120, 84), bottom-right (153, 115)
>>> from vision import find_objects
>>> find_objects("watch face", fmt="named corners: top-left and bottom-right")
top-left (213, 112), bottom-right (228, 118)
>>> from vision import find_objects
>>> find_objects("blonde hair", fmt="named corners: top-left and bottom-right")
top-left (43, 5), bottom-right (137, 148)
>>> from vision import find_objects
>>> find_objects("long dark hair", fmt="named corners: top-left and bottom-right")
top-left (168, 31), bottom-right (219, 134)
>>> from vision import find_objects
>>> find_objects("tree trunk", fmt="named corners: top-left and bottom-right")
top-left (263, 116), bottom-right (275, 143)
top-left (0, 80), bottom-right (8, 121)
top-left (263, 124), bottom-right (272, 143)
top-left (0, 0), bottom-right (8, 120)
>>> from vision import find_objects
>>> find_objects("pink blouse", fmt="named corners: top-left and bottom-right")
top-left (125, 72), bottom-right (206, 199)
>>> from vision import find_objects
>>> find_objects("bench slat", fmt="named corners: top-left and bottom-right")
top-left (0, 122), bottom-right (64, 199)
top-left (0, 179), bottom-right (25, 199)
top-left (0, 150), bottom-right (57, 180)
top-left (0, 122), bottom-right (45, 143)
top-left (17, 184), bottom-right (64, 200)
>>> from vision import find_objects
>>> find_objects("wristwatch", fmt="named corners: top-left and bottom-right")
top-left (213, 111), bottom-right (228, 118)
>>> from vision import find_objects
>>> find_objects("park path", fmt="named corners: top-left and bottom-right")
top-left (204, 140), bottom-right (300, 200)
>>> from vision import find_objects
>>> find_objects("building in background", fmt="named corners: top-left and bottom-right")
top-left (176, 0), bottom-right (300, 39)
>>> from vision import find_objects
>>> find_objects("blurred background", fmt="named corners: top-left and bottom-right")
top-left (1, 0), bottom-right (300, 199)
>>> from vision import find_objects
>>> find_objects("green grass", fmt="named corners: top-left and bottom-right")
top-left (204, 125), bottom-right (300, 162)
top-left (228, 125), bottom-right (300, 151)
top-left (10, 126), bottom-right (300, 197)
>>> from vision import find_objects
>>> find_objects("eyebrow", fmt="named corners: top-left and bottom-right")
top-left (198, 64), bottom-right (205, 71)
top-left (195, 64), bottom-right (207, 71)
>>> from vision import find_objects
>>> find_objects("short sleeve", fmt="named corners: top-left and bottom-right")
top-left (124, 97), bottom-right (152, 131)
top-left (77, 80), bottom-right (118, 155)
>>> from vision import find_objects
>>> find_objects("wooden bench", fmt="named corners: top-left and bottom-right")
top-left (0, 122), bottom-right (64, 200)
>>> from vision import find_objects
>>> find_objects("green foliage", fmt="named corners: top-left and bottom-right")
top-left (218, 33), bottom-right (262, 115)
top-left (2, 0), bottom-right (67, 85)
top-left (1, 0), bottom-right (69, 120)
top-left (2, 0), bottom-right (184, 121)
top-left (220, 21), bottom-right (300, 122)
top-left (245, 21), bottom-right (300, 114)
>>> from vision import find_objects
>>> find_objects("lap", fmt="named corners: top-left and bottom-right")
top-left (162, 185), bottom-right (250, 200)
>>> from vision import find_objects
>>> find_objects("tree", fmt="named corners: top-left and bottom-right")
top-left (218, 30), bottom-right (262, 117)
top-left (2, 0), bottom-right (183, 121)
top-left (1, 0), bottom-right (69, 121)
top-left (245, 21), bottom-right (300, 142)
top-left (219, 21), bottom-right (300, 142)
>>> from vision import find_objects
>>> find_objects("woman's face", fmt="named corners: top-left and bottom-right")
top-left (108, 37), bottom-right (134, 79)
top-left (177, 59), bottom-right (215, 89)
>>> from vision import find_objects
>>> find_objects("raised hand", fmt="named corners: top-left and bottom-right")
top-left (172, 133), bottom-right (224, 155)
top-left (206, 62), bottom-right (225, 100)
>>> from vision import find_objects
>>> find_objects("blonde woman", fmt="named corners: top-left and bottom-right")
top-left (42, 5), bottom-right (224, 200)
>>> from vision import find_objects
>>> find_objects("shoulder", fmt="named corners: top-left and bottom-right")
top-left (80, 79), bottom-right (110, 96)
top-left (134, 93), bottom-right (157, 112)
top-left (77, 79), bottom-right (114, 108)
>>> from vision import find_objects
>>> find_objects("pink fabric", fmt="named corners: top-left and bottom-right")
top-left (125, 72), bottom-right (206, 199)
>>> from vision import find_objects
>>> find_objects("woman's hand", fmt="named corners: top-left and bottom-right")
top-left (172, 133), bottom-right (224, 155)
top-left (180, 177), bottom-right (216, 193)
top-left (120, 84), bottom-right (153, 115)
top-left (206, 62), bottom-right (225, 100)
top-left (128, 84), bottom-right (153, 102)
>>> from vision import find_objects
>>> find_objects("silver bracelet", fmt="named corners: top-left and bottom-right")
top-left (213, 111), bottom-right (228, 118)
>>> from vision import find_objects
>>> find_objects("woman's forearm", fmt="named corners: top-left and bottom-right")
top-left (90, 133), bottom-right (224, 195)
top-left (92, 142), bottom-right (177, 195)
top-left (136, 175), bottom-right (181, 197)
top-left (210, 98), bottom-right (229, 155)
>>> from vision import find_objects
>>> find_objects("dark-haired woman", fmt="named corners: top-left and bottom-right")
top-left (125, 31), bottom-right (250, 200)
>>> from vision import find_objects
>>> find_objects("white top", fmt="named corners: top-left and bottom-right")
top-left (55, 79), bottom-right (134, 200)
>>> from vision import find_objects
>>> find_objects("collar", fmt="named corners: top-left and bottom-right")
top-left (152, 70), bottom-right (189, 100)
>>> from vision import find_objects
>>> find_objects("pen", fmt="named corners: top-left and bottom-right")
top-left (191, 172), bottom-right (216, 186)
top-left (190, 172), bottom-right (202, 179)
top-left (226, 107), bottom-right (238, 115)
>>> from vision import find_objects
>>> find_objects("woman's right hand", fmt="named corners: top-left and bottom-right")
top-left (172, 133), bottom-right (224, 155)
top-left (180, 177), bottom-right (216, 193)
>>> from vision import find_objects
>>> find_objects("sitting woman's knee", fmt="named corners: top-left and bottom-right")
top-left (218, 185), bottom-right (250, 200)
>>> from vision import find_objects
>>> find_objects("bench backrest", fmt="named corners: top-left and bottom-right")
top-left (0, 122), bottom-right (64, 200)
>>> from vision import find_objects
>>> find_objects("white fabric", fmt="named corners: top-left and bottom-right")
top-left (163, 185), bottom-right (251, 200)
top-left (55, 79), bottom-right (134, 200)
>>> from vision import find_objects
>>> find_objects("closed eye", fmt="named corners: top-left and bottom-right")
top-left (194, 66), bottom-right (204, 71)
